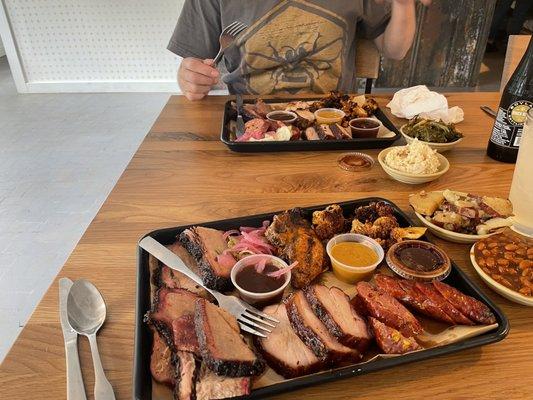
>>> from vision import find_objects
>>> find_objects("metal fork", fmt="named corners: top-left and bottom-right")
top-left (213, 21), bottom-right (248, 66)
top-left (139, 236), bottom-right (278, 338)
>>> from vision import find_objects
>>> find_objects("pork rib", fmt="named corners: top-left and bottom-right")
top-left (255, 303), bottom-right (322, 378)
top-left (369, 317), bottom-right (422, 355)
top-left (354, 281), bottom-right (423, 337)
top-left (304, 285), bottom-right (371, 351)
top-left (432, 281), bottom-right (496, 325)
top-left (179, 227), bottom-right (232, 291)
top-left (195, 299), bottom-right (265, 377)
top-left (285, 291), bottom-right (359, 363)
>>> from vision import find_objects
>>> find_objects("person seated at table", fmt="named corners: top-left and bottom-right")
top-left (168, 0), bottom-right (430, 101)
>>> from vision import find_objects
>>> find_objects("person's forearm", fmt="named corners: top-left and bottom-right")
top-left (376, 1), bottom-right (417, 60)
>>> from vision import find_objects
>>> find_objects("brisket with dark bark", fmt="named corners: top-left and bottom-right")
top-left (369, 317), bottom-right (422, 354)
top-left (304, 285), bottom-right (371, 351)
top-left (195, 299), bottom-right (265, 377)
top-left (173, 351), bottom-right (198, 400)
top-left (195, 363), bottom-right (251, 400)
top-left (179, 227), bottom-right (232, 291)
top-left (432, 281), bottom-right (496, 325)
top-left (354, 281), bottom-right (423, 337)
top-left (285, 291), bottom-right (359, 363)
top-left (255, 303), bottom-right (322, 378)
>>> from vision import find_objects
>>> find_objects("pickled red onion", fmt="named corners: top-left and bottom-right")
top-left (266, 261), bottom-right (298, 278)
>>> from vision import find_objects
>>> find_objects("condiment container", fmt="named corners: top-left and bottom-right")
top-left (326, 234), bottom-right (384, 283)
top-left (266, 110), bottom-right (298, 125)
top-left (314, 108), bottom-right (345, 125)
top-left (386, 240), bottom-right (451, 281)
top-left (230, 254), bottom-right (291, 306)
top-left (349, 118), bottom-right (382, 138)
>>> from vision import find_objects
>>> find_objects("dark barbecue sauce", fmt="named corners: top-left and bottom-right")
top-left (352, 120), bottom-right (380, 129)
top-left (396, 247), bottom-right (442, 272)
top-left (235, 264), bottom-right (284, 293)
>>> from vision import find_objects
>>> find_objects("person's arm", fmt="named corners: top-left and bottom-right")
top-left (168, 0), bottom-right (221, 100)
top-left (373, 0), bottom-right (431, 60)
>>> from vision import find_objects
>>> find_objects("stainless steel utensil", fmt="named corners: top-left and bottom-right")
top-left (213, 21), bottom-right (248, 66)
top-left (67, 280), bottom-right (116, 400)
top-left (236, 94), bottom-right (245, 138)
top-left (139, 236), bottom-right (278, 337)
top-left (480, 105), bottom-right (497, 118)
top-left (59, 278), bottom-right (87, 400)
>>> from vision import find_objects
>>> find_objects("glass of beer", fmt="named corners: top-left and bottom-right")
top-left (509, 108), bottom-right (533, 235)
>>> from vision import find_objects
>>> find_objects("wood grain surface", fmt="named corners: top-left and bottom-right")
top-left (1, 92), bottom-right (530, 400)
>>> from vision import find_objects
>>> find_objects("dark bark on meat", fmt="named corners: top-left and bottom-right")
top-left (195, 299), bottom-right (265, 377)
top-left (433, 281), bottom-right (496, 325)
top-left (179, 227), bottom-right (232, 291)
top-left (173, 352), bottom-right (199, 400)
top-left (254, 303), bottom-right (323, 378)
top-left (285, 291), bottom-right (359, 364)
top-left (194, 363), bottom-right (251, 400)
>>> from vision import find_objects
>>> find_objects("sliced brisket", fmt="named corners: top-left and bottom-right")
top-left (173, 351), bottom-right (198, 400)
top-left (255, 303), bottom-right (322, 378)
top-left (354, 281), bottom-right (423, 337)
top-left (150, 329), bottom-right (175, 386)
top-left (172, 314), bottom-right (200, 354)
top-left (304, 127), bottom-right (320, 141)
top-left (179, 227), bottom-right (232, 291)
top-left (369, 317), bottom-right (422, 355)
top-left (285, 291), bottom-right (359, 363)
top-left (195, 363), bottom-right (251, 400)
top-left (195, 299), bottom-right (265, 377)
top-left (432, 281), bottom-right (496, 325)
top-left (304, 285), bottom-right (371, 351)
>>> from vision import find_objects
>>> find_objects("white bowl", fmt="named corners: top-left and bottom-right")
top-left (230, 254), bottom-right (291, 306)
top-left (413, 212), bottom-right (492, 244)
top-left (378, 147), bottom-right (450, 185)
top-left (470, 244), bottom-right (533, 306)
top-left (400, 125), bottom-right (464, 153)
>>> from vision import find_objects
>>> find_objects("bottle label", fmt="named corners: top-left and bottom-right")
top-left (490, 100), bottom-right (533, 148)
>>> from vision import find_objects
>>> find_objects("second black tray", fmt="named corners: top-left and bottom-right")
top-left (220, 98), bottom-right (401, 153)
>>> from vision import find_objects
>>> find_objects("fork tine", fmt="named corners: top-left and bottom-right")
top-left (243, 305), bottom-right (280, 324)
top-left (242, 310), bottom-right (277, 328)
top-left (239, 315), bottom-right (273, 333)
top-left (239, 322), bottom-right (267, 338)
top-left (222, 21), bottom-right (239, 34)
top-left (227, 22), bottom-right (247, 37)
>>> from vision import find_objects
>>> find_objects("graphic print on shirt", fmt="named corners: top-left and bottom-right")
top-left (236, 0), bottom-right (347, 95)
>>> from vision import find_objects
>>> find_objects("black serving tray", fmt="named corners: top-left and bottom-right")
top-left (220, 98), bottom-right (401, 153)
top-left (133, 198), bottom-right (509, 400)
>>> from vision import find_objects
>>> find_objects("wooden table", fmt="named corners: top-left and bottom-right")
top-left (1, 93), bottom-right (530, 399)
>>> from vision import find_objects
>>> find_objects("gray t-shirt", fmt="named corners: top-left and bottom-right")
top-left (168, 0), bottom-right (390, 95)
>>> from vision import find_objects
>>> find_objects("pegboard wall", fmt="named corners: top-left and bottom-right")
top-left (2, 0), bottom-right (187, 92)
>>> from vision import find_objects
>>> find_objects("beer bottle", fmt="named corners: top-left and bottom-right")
top-left (487, 35), bottom-right (533, 163)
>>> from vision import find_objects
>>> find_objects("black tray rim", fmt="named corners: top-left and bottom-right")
top-left (133, 197), bottom-right (510, 400)
top-left (220, 97), bottom-right (402, 153)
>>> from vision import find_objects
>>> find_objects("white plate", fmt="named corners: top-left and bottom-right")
top-left (413, 212), bottom-right (492, 244)
top-left (378, 147), bottom-right (449, 185)
top-left (400, 125), bottom-right (463, 153)
top-left (470, 244), bottom-right (533, 306)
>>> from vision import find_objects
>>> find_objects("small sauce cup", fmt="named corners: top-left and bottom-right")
top-left (230, 254), bottom-right (291, 307)
top-left (326, 233), bottom-right (384, 283)
top-left (349, 118), bottom-right (382, 138)
top-left (314, 108), bottom-right (345, 125)
top-left (266, 110), bottom-right (298, 124)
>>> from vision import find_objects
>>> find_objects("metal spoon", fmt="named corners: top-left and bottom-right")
top-left (67, 280), bottom-right (116, 400)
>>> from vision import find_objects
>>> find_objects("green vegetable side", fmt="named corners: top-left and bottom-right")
top-left (403, 117), bottom-right (463, 143)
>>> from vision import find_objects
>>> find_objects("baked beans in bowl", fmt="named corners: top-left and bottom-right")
top-left (470, 228), bottom-right (533, 306)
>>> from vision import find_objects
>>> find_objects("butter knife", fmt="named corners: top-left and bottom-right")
top-left (236, 94), bottom-right (245, 138)
top-left (59, 277), bottom-right (87, 400)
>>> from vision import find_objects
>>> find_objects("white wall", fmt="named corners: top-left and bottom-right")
top-left (0, 0), bottom-right (188, 93)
